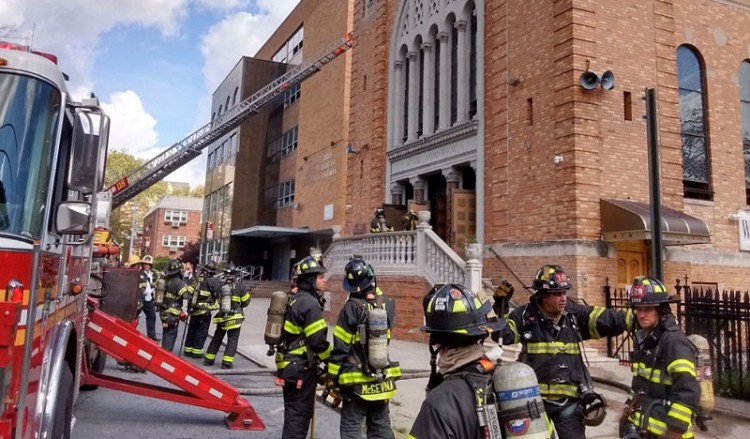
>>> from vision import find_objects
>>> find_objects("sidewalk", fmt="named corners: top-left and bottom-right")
top-left (233, 297), bottom-right (749, 438)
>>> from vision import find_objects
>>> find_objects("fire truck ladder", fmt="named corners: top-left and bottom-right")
top-left (82, 306), bottom-right (265, 430)
top-left (108, 32), bottom-right (353, 209)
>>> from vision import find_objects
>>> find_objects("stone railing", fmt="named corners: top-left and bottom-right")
top-left (322, 211), bottom-right (481, 290)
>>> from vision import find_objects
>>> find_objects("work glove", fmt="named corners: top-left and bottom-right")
top-left (492, 280), bottom-right (514, 317)
top-left (179, 310), bottom-right (188, 321)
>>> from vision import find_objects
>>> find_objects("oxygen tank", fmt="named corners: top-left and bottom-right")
top-left (493, 361), bottom-right (550, 439)
top-left (154, 278), bottom-right (166, 307)
top-left (688, 334), bottom-right (715, 415)
top-left (190, 280), bottom-right (200, 310)
top-left (220, 284), bottom-right (233, 314)
top-left (265, 290), bottom-right (288, 356)
top-left (367, 307), bottom-right (389, 371)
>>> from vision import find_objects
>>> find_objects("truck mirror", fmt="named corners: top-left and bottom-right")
top-left (55, 201), bottom-right (92, 235)
top-left (67, 110), bottom-right (104, 194)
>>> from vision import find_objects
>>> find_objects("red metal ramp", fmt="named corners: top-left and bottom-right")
top-left (83, 308), bottom-right (265, 431)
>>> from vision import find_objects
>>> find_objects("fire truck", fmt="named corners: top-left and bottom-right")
top-left (0, 33), bottom-right (352, 439)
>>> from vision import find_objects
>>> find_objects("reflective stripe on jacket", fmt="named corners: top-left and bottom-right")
top-left (275, 288), bottom-right (331, 370)
top-left (212, 282), bottom-right (251, 330)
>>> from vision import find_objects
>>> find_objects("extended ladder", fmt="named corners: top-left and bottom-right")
top-left (82, 307), bottom-right (265, 430)
top-left (108, 33), bottom-right (353, 208)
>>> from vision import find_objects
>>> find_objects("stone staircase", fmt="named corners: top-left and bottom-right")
top-left (245, 280), bottom-right (289, 298)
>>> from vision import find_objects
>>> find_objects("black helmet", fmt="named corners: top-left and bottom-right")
top-left (532, 264), bottom-right (571, 293)
top-left (422, 284), bottom-right (505, 345)
top-left (627, 276), bottom-right (679, 307)
top-left (343, 258), bottom-right (376, 293)
top-left (580, 388), bottom-right (607, 426)
top-left (374, 207), bottom-right (385, 216)
top-left (296, 256), bottom-right (327, 276)
top-left (165, 258), bottom-right (183, 276)
top-left (289, 261), bottom-right (300, 285)
top-left (202, 261), bottom-right (218, 275)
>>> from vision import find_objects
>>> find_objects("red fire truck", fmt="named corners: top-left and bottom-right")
top-left (0, 34), bottom-right (353, 438)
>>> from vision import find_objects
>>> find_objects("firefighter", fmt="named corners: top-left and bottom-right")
top-left (328, 257), bottom-right (401, 439)
top-left (370, 207), bottom-right (394, 233)
top-left (135, 254), bottom-right (160, 341)
top-left (401, 209), bottom-right (418, 231)
top-left (204, 266), bottom-right (251, 368)
top-left (493, 264), bottom-right (633, 439)
top-left (620, 276), bottom-right (700, 439)
top-left (183, 261), bottom-right (222, 358)
top-left (276, 255), bottom-right (332, 439)
top-left (408, 283), bottom-right (506, 438)
top-left (160, 258), bottom-right (190, 351)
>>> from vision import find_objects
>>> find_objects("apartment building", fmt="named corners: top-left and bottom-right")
top-left (141, 196), bottom-right (202, 259)
top-left (344, 0), bottom-right (750, 302)
top-left (201, 0), bottom-right (353, 279)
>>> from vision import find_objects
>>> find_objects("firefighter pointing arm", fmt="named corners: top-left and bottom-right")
top-left (328, 257), bottom-right (401, 439)
top-left (620, 277), bottom-right (700, 439)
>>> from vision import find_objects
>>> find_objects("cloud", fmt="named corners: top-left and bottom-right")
top-left (102, 91), bottom-right (159, 157)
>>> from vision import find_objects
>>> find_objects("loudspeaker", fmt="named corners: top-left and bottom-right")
top-left (579, 71), bottom-right (600, 90)
top-left (600, 70), bottom-right (615, 90)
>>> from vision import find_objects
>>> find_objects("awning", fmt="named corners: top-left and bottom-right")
top-left (231, 226), bottom-right (309, 239)
top-left (600, 199), bottom-right (710, 245)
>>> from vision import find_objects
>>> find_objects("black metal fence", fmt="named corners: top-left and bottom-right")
top-left (605, 279), bottom-right (750, 400)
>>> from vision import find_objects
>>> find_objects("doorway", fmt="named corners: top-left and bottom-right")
top-left (615, 242), bottom-right (649, 289)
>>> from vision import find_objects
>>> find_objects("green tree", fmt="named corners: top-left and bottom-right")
top-left (180, 240), bottom-right (201, 266)
top-left (103, 150), bottom-right (169, 259)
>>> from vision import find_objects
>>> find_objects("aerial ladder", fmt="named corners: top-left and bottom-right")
top-left (107, 32), bottom-right (353, 208)
top-left (83, 33), bottom-right (353, 431)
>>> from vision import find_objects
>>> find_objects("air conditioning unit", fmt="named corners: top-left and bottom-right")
top-left (169, 246), bottom-right (179, 252)
top-left (171, 221), bottom-right (180, 228)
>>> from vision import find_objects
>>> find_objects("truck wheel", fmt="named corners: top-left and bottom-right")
top-left (51, 364), bottom-right (74, 439)
top-left (80, 348), bottom-right (106, 391)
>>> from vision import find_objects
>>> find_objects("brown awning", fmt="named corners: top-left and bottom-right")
top-left (600, 199), bottom-right (710, 245)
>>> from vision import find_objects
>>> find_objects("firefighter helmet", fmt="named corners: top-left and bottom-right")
top-left (141, 254), bottom-right (154, 265)
top-left (580, 386), bottom-right (608, 426)
top-left (374, 207), bottom-right (385, 216)
top-left (627, 276), bottom-right (679, 307)
top-left (128, 254), bottom-right (141, 266)
top-left (296, 255), bottom-right (327, 276)
top-left (532, 264), bottom-right (571, 293)
top-left (202, 261), bottom-right (218, 275)
top-left (164, 258), bottom-right (183, 276)
top-left (422, 284), bottom-right (505, 344)
top-left (343, 258), bottom-right (376, 292)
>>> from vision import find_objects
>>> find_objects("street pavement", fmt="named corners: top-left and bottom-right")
top-left (235, 297), bottom-right (750, 439)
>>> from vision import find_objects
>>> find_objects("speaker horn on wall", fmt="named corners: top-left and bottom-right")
top-left (600, 70), bottom-right (615, 90)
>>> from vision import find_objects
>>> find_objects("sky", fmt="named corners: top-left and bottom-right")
top-left (0, 0), bottom-right (300, 187)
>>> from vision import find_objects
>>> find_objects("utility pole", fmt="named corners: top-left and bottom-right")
top-left (645, 88), bottom-right (664, 280)
top-left (129, 199), bottom-right (137, 260)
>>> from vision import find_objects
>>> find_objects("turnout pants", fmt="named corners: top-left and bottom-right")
top-left (340, 396), bottom-right (394, 439)
top-left (183, 313), bottom-right (211, 356)
top-left (142, 300), bottom-right (157, 339)
top-left (546, 399), bottom-right (586, 439)
top-left (205, 326), bottom-right (241, 366)
top-left (161, 320), bottom-right (179, 352)
top-left (282, 366), bottom-right (317, 439)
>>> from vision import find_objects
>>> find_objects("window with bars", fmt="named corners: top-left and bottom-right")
top-left (277, 180), bottom-right (295, 208)
top-left (677, 45), bottom-right (713, 201)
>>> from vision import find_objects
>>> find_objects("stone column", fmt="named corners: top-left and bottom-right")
top-left (390, 182), bottom-right (404, 206)
top-left (443, 167), bottom-right (460, 248)
top-left (455, 20), bottom-right (468, 123)
top-left (438, 31), bottom-right (450, 130)
top-left (393, 60), bottom-right (405, 147)
top-left (410, 176), bottom-right (426, 202)
top-left (407, 51), bottom-right (419, 143)
top-left (421, 41), bottom-right (435, 136)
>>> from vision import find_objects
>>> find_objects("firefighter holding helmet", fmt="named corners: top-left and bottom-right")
top-left (204, 265), bottom-right (251, 369)
top-left (276, 255), bottom-right (332, 439)
top-left (328, 256), bottom-right (401, 438)
top-left (408, 284), bottom-right (510, 438)
top-left (620, 276), bottom-right (700, 439)
top-left (183, 261), bottom-right (222, 358)
top-left (159, 258), bottom-right (190, 351)
top-left (493, 264), bottom-right (633, 439)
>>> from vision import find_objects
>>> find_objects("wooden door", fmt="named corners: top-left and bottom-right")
top-left (451, 190), bottom-right (476, 253)
top-left (615, 242), bottom-right (648, 289)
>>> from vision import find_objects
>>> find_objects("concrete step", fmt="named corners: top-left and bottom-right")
top-left (246, 280), bottom-right (289, 298)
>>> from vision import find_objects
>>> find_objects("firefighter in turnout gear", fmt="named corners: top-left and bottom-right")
top-left (329, 257), bottom-right (401, 439)
top-left (370, 207), bottom-right (394, 233)
top-left (276, 255), bottom-right (332, 439)
top-left (204, 266), bottom-right (251, 369)
top-left (135, 254), bottom-right (160, 341)
top-left (620, 277), bottom-right (700, 439)
top-left (493, 264), bottom-right (633, 439)
top-left (160, 258), bottom-right (191, 351)
top-left (408, 284), bottom-right (508, 439)
top-left (183, 261), bottom-right (222, 358)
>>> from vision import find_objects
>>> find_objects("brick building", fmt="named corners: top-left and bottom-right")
top-left (141, 196), bottom-right (202, 259)
top-left (344, 0), bottom-right (750, 307)
top-left (201, 0), bottom-right (353, 279)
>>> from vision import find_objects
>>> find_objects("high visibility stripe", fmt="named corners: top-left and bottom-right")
top-left (668, 402), bottom-right (694, 424)
top-left (588, 306), bottom-right (605, 339)
top-left (526, 341), bottom-right (580, 355)
top-left (304, 319), bottom-right (327, 337)
top-left (538, 382), bottom-right (578, 398)
top-left (506, 319), bottom-right (520, 344)
top-left (667, 359), bottom-right (696, 377)
top-left (284, 320), bottom-right (302, 334)
top-left (632, 362), bottom-right (672, 385)
top-left (334, 325), bottom-right (356, 344)
top-left (328, 362), bottom-right (341, 375)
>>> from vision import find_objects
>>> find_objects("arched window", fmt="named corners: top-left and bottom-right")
top-left (232, 87), bottom-right (239, 105)
top-left (677, 45), bottom-right (712, 200)
top-left (740, 60), bottom-right (750, 205)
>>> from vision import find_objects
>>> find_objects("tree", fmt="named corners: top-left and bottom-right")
top-left (103, 150), bottom-right (170, 259)
top-left (180, 240), bottom-right (201, 266)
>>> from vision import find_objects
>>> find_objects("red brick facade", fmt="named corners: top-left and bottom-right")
top-left (141, 200), bottom-right (202, 259)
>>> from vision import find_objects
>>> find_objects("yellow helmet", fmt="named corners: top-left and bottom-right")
top-left (128, 254), bottom-right (141, 265)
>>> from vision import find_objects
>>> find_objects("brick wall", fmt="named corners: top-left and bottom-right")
top-left (142, 207), bottom-right (202, 259)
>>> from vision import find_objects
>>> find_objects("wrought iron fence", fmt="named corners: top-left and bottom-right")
top-left (605, 278), bottom-right (750, 400)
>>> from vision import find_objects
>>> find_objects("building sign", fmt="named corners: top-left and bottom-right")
top-left (739, 211), bottom-right (750, 252)
top-left (323, 204), bottom-right (334, 221)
